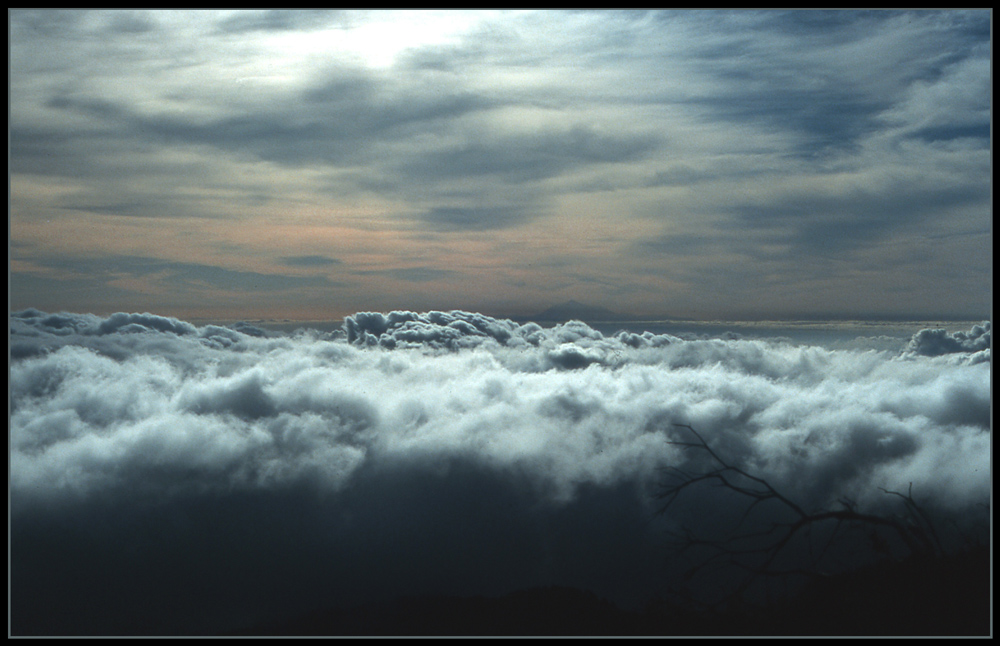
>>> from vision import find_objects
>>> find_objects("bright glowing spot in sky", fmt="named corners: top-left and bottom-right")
top-left (276, 10), bottom-right (504, 69)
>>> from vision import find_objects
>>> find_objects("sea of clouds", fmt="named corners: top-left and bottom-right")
top-left (9, 309), bottom-right (991, 635)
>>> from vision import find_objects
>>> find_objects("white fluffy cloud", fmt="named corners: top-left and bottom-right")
top-left (10, 309), bottom-right (991, 634)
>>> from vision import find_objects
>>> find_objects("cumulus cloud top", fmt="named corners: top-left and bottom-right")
top-left (12, 309), bottom-right (990, 506)
top-left (9, 309), bottom-right (991, 634)
top-left (905, 320), bottom-right (990, 357)
top-left (342, 309), bottom-right (681, 357)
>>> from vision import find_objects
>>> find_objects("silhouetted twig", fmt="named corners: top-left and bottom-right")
top-left (657, 424), bottom-right (943, 610)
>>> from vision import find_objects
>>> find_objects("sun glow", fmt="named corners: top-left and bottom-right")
top-left (269, 10), bottom-right (507, 69)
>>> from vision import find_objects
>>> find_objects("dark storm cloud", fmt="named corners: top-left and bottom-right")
top-left (10, 309), bottom-right (990, 634)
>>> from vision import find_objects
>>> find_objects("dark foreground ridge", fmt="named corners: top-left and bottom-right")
top-left (231, 546), bottom-right (989, 637)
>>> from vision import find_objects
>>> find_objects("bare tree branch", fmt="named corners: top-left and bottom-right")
top-left (657, 424), bottom-right (944, 610)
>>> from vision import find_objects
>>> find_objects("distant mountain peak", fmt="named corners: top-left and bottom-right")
top-left (530, 300), bottom-right (625, 323)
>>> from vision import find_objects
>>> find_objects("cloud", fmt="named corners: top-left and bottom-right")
top-left (12, 254), bottom-right (343, 304)
top-left (343, 310), bottom-right (525, 349)
top-left (904, 321), bottom-right (990, 357)
top-left (419, 204), bottom-right (541, 231)
top-left (10, 11), bottom-right (990, 321)
top-left (10, 309), bottom-right (990, 633)
top-left (214, 9), bottom-right (347, 34)
top-left (729, 178), bottom-right (991, 254)
top-left (674, 10), bottom-right (989, 157)
top-left (399, 126), bottom-right (660, 184)
top-left (354, 266), bottom-right (459, 283)
top-left (8, 8), bottom-right (993, 624)
top-left (30, 70), bottom-right (492, 173)
top-left (96, 311), bottom-right (200, 336)
top-left (279, 255), bottom-right (343, 267)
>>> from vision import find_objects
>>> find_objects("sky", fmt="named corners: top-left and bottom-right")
top-left (8, 9), bottom-right (992, 322)
top-left (9, 310), bottom-right (991, 634)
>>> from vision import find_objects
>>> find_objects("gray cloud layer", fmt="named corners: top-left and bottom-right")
top-left (8, 10), bottom-right (991, 320)
top-left (10, 11), bottom-right (989, 227)
top-left (10, 308), bottom-right (990, 633)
